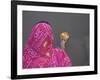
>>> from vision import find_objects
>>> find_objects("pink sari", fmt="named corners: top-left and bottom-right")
top-left (23, 21), bottom-right (72, 68)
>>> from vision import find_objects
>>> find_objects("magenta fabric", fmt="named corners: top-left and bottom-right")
top-left (23, 22), bottom-right (72, 69)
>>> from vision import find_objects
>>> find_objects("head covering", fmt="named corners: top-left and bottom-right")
top-left (23, 21), bottom-right (72, 68)
top-left (26, 21), bottom-right (53, 55)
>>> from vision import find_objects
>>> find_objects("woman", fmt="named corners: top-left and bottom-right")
top-left (23, 21), bottom-right (72, 68)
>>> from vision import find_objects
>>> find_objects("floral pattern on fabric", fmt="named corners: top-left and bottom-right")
top-left (23, 21), bottom-right (72, 69)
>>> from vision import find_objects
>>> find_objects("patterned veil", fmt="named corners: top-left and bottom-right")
top-left (23, 21), bottom-right (72, 68)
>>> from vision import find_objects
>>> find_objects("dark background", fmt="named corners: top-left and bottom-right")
top-left (23, 11), bottom-right (89, 66)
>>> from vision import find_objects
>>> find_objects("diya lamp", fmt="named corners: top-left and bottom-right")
top-left (60, 32), bottom-right (69, 49)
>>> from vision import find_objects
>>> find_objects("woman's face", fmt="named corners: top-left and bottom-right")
top-left (43, 41), bottom-right (48, 48)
